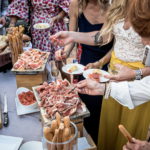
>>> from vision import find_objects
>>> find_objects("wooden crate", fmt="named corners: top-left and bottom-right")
top-left (83, 128), bottom-right (97, 150)
top-left (16, 69), bottom-right (47, 90)
top-left (0, 52), bottom-right (11, 67)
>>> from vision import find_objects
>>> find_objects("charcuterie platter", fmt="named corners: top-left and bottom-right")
top-left (11, 49), bottom-right (50, 74)
top-left (32, 79), bottom-right (90, 124)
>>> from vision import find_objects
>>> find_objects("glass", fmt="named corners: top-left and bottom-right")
top-left (42, 122), bottom-right (78, 150)
top-left (51, 61), bottom-right (59, 77)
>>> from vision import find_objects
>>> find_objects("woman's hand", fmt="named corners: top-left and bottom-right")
top-left (85, 59), bottom-right (104, 70)
top-left (105, 64), bottom-right (136, 81)
top-left (50, 17), bottom-right (57, 26)
top-left (76, 79), bottom-right (105, 95)
top-left (55, 49), bottom-right (69, 61)
top-left (50, 31), bottom-right (74, 46)
top-left (0, 16), bottom-right (6, 26)
top-left (123, 138), bottom-right (150, 150)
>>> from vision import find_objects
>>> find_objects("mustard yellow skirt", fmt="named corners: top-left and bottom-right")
top-left (98, 52), bottom-right (150, 150)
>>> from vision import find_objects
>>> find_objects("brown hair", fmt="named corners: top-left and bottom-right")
top-left (130, 0), bottom-right (150, 38)
top-left (78, 0), bottom-right (110, 15)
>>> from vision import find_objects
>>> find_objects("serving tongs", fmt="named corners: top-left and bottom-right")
top-left (67, 86), bottom-right (77, 94)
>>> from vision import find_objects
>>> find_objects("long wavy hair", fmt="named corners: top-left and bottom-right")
top-left (130, 0), bottom-right (150, 38)
top-left (78, 0), bottom-right (110, 15)
top-left (100, 0), bottom-right (130, 43)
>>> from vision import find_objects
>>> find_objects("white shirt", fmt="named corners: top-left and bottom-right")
top-left (110, 76), bottom-right (150, 109)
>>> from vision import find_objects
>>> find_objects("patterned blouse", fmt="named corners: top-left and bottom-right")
top-left (7, 0), bottom-right (70, 60)
top-left (113, 19), bottom-right (145, 62)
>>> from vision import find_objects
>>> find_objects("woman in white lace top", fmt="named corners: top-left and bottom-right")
top-left (50, 0), bottom-right (150, 149)
top-left (112, 19), bottom-right (145, 63)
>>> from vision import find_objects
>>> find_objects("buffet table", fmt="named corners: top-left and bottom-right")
top-left (0, 71), bottom-right (97, 150)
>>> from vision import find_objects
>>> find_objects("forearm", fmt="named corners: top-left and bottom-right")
top-left (70, 31), bottom-right (99, 46)
top-left (141, 67), bottom-right (150, 77)
top-left (9, 16), bottom-right (18, 24)
top-left (63, 42), bottom-right (76, 56)
top-left (99, 49), bottom-right (113, 65)
top-left (56, 11), bottom-right (66, 21)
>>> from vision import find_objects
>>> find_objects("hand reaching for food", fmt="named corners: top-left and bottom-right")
top-left (55, 49), bottom-right (69, 61)
top-left (0, 16), bottom-right (6, 26)
top-left (50, 31), bottom-right (74, 46)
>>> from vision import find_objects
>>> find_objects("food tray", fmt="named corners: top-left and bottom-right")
top-left (32, 86), bottom-right (90, 124)
top-left (11, 52), bottom-right (50, 75)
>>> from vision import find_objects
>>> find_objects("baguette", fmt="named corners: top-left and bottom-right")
top-left (56, 112), bottom-right (61, 126)
top-left (63, 116), bottom-right (70, 128)
top-left (43, 127), bottom-right (53, 141)
top-left (118, 125), bottom-right (133, 142)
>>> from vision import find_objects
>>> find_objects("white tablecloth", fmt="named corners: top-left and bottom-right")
top-left (0, 71), bottom-right (42, 143)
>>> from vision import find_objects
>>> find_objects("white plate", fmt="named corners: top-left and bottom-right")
top-left (0, 135), bottom-right (23, 150)
top-left (33, 23), bottom-right (50, 30)
top-left (83, 69), bottom-right (110, 82)
top-left (15, 97), bottom-right (40, 116)
top-left (62, 63), bottom-right (85, 75)
top-left (20, 141), bottom-right (43, 150)
top-left (16, 87), bottom-right (38, 109)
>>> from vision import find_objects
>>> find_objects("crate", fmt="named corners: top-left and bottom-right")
top-left (16, 69), bottom-right (47, 90)
top-left (0, 52), bottom-right (11, 67)
top-left (82, 128), bottom-right (97, 150)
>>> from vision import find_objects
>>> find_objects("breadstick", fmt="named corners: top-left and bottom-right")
top-left (63, 116), bottom-right (70, 128)
top-left (62, 128), bottom-right (71, 150)
top-left (43, 127), bottom-right (53, 141)
top-left (57, 123), bottom-right (64, 150)
top-left (118, 125), bottom-right (133, 142)
top-left (63, 127), bottom-right (71, 142)
top-left (58, 123), bottom-right (64, 142)
top-left (50, 120), bottom-right (58, 133)
top-left (50, 129), bottom-right (59, 150)
top-left (56, 112), bottom-right (61, 126)
top-left (52, 129), bottom-right (59, 142)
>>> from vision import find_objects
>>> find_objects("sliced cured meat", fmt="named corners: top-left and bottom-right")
top-left (18, 91), bottom-right (36, 105)
top-left (13, 49), bottom-right (49, 70)
top-left (36, 79), bottom-right (85, 118)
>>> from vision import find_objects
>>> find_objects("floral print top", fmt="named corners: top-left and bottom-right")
top-left (7, 0), bottom-right (70, 60)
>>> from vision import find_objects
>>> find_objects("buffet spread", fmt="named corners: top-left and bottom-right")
top-left (0, 26), bottom-right (95, 150)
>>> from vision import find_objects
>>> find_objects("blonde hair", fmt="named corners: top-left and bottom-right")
top-left (78, 0), bottom-right (110, 15)
top-left (100, 0), bottom-right (129, 43)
